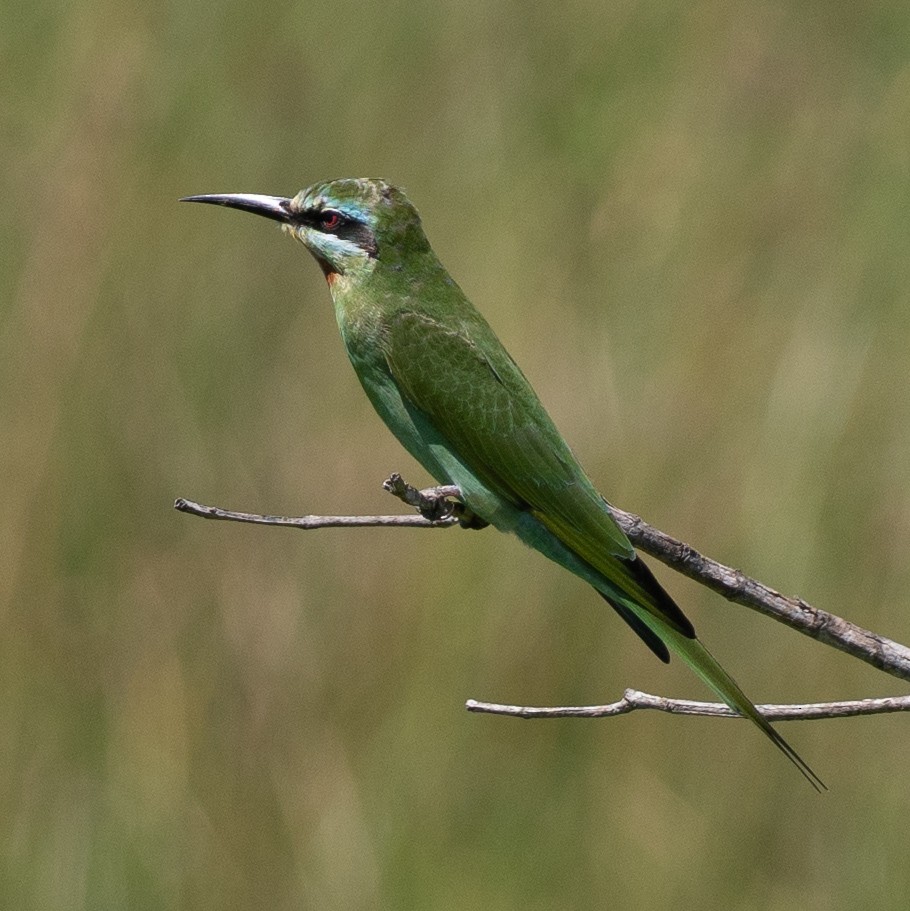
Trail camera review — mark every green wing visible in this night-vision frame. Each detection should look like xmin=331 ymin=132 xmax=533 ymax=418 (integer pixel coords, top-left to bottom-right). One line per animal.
xmin=381 ymin=310 xmax=694 ymax=635
xmin=382 ymin=310 xmax=632 ymax=550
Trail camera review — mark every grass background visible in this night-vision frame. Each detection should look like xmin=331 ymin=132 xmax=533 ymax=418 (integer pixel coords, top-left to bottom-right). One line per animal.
xmin=4 ymin=1 xmax=910 ymax=907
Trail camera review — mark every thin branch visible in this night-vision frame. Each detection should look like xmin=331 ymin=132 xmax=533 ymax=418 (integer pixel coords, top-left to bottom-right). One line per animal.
xmin=174 ymin=474 xmax=910 ymax=685
xmin=173 ymin=496 xmax=457 ymax=529
xmin=466 ymin=690 xmax=910 ymax=720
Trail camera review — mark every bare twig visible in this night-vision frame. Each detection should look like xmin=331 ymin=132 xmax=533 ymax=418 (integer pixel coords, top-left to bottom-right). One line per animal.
xmin=173 ymin=495 xmax=457 ymax=529
xmin=174 ymin=474 xmax=910 ymax=690
xmin=466 ymin=690 xmax=910 ymax=720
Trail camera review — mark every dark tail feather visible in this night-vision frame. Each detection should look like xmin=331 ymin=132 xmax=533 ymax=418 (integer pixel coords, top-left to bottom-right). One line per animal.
xmin=599 ymin=591 xmax=671 ymax=663
xmin=623 ymin=554 xmax=696 ymax=638
xmin=598 ymin=553 xmax=695 ymax=663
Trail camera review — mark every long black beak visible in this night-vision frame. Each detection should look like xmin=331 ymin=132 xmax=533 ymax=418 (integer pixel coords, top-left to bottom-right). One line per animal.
xmin=180 ymin=193 xmax=293 ymax=223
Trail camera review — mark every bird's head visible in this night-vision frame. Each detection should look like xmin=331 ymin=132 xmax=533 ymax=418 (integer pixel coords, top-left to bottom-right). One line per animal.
xmin=182 ymin=178 xmax=430 ymax=282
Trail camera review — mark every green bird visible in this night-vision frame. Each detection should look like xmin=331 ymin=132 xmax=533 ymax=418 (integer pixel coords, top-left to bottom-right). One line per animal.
xmin=183 ymin=178 xmax=824 ymax=790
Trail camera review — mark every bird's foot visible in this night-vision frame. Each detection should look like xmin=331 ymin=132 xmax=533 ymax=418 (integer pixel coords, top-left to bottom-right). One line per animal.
xmin=382 ymin=472 xmax=487 ymax=527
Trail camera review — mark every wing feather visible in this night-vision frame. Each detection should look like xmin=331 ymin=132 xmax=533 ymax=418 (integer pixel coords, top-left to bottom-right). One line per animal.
xmin=382 ymin=311 xmax=633 ymax=549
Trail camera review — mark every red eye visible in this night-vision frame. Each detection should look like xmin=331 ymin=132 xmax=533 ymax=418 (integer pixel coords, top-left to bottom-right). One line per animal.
xmin=320 ymin=210 xmax=343 ymax=231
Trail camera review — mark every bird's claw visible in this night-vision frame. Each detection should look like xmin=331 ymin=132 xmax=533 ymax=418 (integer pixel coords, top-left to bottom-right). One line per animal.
xmin=383 ymin=472 xmax=486 ymax=527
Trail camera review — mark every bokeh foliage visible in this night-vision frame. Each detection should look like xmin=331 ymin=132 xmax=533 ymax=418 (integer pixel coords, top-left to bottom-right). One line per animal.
xmin=4 ymin=1 xmax=910 ymax=908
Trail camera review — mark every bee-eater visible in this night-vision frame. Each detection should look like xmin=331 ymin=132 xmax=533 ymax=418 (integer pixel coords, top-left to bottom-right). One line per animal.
xmin=183 ymin=178 xmax=824 ymax=790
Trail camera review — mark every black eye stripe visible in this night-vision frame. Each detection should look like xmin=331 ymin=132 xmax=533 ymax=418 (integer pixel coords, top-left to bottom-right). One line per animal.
xmin=294 ymin=208 xmax=349 ymax=229
xmin=294 ymin=208 xmax=379 ymax=258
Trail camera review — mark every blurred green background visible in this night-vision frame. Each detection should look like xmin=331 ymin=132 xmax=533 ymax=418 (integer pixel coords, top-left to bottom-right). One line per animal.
xmin=4 ymin=1 xmax=910 ymax=908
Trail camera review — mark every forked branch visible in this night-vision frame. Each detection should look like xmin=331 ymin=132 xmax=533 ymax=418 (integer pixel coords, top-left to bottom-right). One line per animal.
xmin=175 ymin=473 xmax=910 ymax=719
